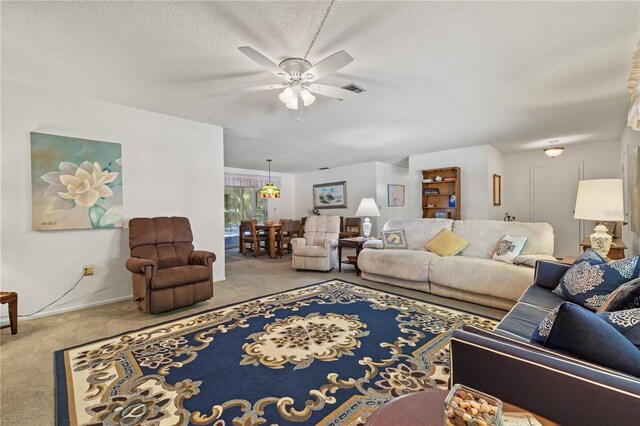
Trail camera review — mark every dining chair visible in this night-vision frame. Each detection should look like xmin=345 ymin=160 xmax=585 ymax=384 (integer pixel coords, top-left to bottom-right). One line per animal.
xmin=279 ymin=219 xmax=302 ymax=255
xmin=240 ymin=220 xmax=268 ymax=256
xmin=340 ymin=217 xmax=362 ymax=238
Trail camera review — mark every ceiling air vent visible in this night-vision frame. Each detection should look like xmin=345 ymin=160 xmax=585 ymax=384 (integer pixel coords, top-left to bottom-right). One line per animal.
xmin=319 ymin=167 xmax=330 ymax=170
xmin=342 ymin=83 xmax=365 ymax=93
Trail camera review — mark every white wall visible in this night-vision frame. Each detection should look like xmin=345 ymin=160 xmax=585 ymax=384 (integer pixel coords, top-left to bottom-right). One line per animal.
xmin=294 ymin=162 xmax=380 ymax=233
xmin=503 ymin=140 xmax=621 ymax=225
xmin=224 ymin=166 xmax=296 ymax=222
xmin=1 ymin=81 xmax=225 ymax=321
xmin=408 ymin=145 xmax=493 ymax=219
xmin=375 ymin=162 xmax=410 ymax=228
xmin=620 ymin=126 xmax=640 ymax=256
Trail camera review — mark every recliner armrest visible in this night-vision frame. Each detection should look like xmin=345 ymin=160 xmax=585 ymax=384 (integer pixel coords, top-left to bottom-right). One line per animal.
xmin=126 ymin=257 xmax=156 ymax=275
xmin=533 ymin=260 xmax=570 ymax=289
xmin=291 ymin=238 xmax=306 ymax=250
xmin=190 ymin=250 xmax=216 ymax=267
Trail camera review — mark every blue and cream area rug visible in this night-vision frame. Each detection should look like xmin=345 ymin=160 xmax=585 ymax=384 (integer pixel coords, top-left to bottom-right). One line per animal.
xmin=55 ymin=280 xmax=497 ymax=425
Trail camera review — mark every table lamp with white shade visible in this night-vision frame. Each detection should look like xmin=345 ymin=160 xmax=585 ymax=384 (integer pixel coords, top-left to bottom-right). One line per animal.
xmin=355 ymin=198 xmax=381 ymax=239
xmin=574 ymin=179 xmax=624 ymax=258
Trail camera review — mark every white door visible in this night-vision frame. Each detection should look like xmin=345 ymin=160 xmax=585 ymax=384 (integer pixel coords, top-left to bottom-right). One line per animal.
xmin=531 ymin=163 xmax=583 ymax=258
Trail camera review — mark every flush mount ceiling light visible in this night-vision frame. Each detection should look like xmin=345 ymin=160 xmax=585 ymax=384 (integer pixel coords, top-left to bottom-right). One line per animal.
xmin=259 ymin=159 xmax=280 ymax=198
xmin=544 ymin=140 xmax=565 ymax=157
xmin=230 ymin=0 xmax=362 ymax=110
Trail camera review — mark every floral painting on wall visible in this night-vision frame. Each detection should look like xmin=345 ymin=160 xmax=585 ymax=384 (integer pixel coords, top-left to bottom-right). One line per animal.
xmin=31 ymin=132 xmax=123 ymax=231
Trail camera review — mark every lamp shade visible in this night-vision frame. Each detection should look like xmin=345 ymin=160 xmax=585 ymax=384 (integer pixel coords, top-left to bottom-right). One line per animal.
xmin=574 ymin=179 xmax=624 ymax=221
xmin=355 ymin=198 xmax=381 ymax=217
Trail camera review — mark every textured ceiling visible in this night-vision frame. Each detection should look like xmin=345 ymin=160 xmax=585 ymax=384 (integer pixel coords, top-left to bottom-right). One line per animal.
xmin=2 ymin=1 xmax=638 ymax=173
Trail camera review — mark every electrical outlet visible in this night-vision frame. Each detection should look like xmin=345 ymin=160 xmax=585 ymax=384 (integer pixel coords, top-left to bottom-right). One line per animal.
xmin=83 ymin=265 xmax=94 ymax=276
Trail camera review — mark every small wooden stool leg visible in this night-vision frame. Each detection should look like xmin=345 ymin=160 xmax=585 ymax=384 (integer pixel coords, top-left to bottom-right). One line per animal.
xmin=9 ymin=298 xmax=17 ymax=334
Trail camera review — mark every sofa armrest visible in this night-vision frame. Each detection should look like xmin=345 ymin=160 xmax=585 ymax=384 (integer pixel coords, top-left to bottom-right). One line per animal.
xmin=324 ymin=237 xmax=338 ymax=249
xmin=533 ymin=260 xmax=570 ymax=290
xmin=190 ymin=250 xmax=216 ymax=267
xmin=450 ymin=326 xmax=640 ymax=426
xmin=513 ymin=254 xmax=557 ymax=268
xmin=126 ymin=258 xmax=156 ymax=275
xmin=291 ymin=238 xmax=306 ymax=250
xmin=363 ymin=239 xmax=383 ymax=249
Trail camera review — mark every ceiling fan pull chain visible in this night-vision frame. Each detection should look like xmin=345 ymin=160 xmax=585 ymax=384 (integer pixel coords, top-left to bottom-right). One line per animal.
xmin=302 ymin=0 xmax=337 ymax=64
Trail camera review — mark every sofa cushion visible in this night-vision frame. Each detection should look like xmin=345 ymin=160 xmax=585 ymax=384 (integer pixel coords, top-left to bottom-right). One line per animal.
xmin=530 ymin=302 xmax=640 ymax=376
xmin=381 ymin=229 xmax=408 ymax=249
xmin=429 ymin=256 xmax=535 ymax=302
xmin=383 ymin=218 xmax=453 ymax=250
xmin=358 ymin=249 xmax=437 ymax=282
xmin=452 ymin=220 xmax=554 ymax=259
xmin=553 ymin=254 xmax=640 ymax=311
xmin=519 ymin=285 xmax=567 ymax=311
xmin=424 ymin=228 xmax=468 ymax=256
xmin=496 ymin=302 xmax=551 ymax=340
xmin=597 ymin=308 xmax=640 ymax=348
xmin=597 ymin=278 xmax=640 ymax=312
xmin=293 ymin=246 xmax=328 ymax=258
xmin=492 ymin=235 xmax=528 ymax=264
xmin=151 ymin=265 xmax=210 ymax=289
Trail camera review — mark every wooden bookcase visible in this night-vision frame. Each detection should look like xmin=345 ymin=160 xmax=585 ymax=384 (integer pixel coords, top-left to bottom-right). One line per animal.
xmin=421 ymin=167 xmax=461 ymax=219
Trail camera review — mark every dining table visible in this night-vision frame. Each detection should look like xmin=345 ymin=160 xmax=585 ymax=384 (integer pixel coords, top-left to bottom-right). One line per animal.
xmin=254 ymin=223 xmax=281 ymax=259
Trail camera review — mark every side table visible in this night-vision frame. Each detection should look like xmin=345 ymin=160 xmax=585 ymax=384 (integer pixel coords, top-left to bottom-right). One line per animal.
xmin=338 ymin=238 xmax=368 ymax=275
xmin=364 ymin=389 xmax=557 ymax=426
xmin=0 ymin=291 xmax=18 ymax=334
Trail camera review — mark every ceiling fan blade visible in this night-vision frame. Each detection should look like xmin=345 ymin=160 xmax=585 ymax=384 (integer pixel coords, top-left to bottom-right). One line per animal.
xmin=238 ymin=46 xmax=288 ymax=80
xmin=303 ymin=51 xmax=353 ymax=81
xmin=307 ymin=84 xmax=358 ymax=100
xmin=229 ymin=83 xmax=287 ymax=93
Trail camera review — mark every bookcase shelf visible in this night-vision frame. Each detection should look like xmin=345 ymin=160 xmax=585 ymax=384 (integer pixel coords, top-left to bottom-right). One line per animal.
xmin=421 ymin=167 xmax=461 ymax=219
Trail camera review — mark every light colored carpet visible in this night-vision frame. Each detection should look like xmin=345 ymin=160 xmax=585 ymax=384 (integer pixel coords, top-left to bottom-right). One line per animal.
xmin=0 ymin=249 xmax=505 ymax=425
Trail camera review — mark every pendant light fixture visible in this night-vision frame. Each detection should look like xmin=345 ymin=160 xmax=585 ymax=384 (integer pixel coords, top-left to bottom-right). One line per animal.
xmin=259 ymin=159 xmax=281 ymax=198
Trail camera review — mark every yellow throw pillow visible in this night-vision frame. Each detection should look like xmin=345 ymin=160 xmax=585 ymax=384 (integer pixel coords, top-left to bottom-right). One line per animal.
xmin=424 ymin=228 xmax=469 ymax=256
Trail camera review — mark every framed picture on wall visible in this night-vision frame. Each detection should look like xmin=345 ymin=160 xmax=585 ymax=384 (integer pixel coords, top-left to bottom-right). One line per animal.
xmin=313 ymin=181 xmax=347 ymax=208
xmin=387 ymin=184 xmax=405 ymax=206
xmin=493 ymin=174 xmax=502 ymax=206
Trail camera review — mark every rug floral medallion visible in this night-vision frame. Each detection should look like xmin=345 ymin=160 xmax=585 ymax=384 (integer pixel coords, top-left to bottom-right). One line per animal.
xmin=55 ymin=280 xmax=497 ymax=426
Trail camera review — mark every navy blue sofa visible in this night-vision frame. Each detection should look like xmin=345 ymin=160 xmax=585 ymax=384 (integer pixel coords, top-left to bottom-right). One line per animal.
xmin=450 ymin=260 xmax=640 ymax=425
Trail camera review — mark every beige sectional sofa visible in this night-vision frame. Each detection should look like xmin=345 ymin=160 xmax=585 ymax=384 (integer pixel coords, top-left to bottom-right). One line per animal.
xmin=358 ymin=219 xmax=555 ymax=310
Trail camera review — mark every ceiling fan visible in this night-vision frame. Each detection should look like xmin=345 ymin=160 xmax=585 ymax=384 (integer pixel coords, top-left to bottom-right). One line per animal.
xmin=231 ymin=46 xmax=359 ymax=110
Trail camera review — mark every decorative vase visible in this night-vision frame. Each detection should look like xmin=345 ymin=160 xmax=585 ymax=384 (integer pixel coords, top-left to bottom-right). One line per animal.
xmin=449 ymin=195 xmax=456 ymax=207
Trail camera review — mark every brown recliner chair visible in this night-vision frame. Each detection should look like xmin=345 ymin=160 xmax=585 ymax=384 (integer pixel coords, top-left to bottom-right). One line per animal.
xmin=126 ymin=217 xmax=216 ymax=313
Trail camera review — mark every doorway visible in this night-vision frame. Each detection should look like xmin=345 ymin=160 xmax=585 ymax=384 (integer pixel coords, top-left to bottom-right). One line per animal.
xmin=531 ymin=163 xmax=583 ymax=258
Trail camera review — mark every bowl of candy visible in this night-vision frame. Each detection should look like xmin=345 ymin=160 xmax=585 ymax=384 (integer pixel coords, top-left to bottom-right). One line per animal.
xmin=444 ymin=384 xmax=503 ymax=426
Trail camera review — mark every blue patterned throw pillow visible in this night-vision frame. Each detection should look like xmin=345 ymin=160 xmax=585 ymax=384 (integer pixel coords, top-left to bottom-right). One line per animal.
xmin=597 ymin=308 xmax=640 ymax=348
xmin=531 ymin=302 xmax=640 ymax=376
xmin=552 ymin=252 xmax=640 ymax=311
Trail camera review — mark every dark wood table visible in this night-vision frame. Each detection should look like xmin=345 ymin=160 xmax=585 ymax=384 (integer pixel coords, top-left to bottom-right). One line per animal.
xmin=338 ymin=238 xmax=368 ymax=275
xmin=255 ymin=223 xmax=281 ymax=259
xmin=0 ymin=292 xmax=18 ymax=334
xmin=580 ymin=237 xmax=626 ymax=260
xmin=364 ymin=389 xmax=557 ymax=426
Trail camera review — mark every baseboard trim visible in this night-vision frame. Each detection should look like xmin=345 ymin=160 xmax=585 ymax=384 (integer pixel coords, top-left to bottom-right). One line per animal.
xmin=0 ymin=294 xmax=133 ymax=327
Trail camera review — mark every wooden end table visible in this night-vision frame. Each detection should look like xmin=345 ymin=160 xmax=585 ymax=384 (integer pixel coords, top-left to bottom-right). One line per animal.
xmin=0 ymin=292 xmax=18 ymax=334
xmin=338 ymin=238 xmax=368 ymax=275
xmin=364 ymin=389 xmax=557 ymax=426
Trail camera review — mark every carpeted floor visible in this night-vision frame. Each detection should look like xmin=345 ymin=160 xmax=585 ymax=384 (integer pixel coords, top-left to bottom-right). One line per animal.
xmin=0 ymin=248 xmax=506 ymax=425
